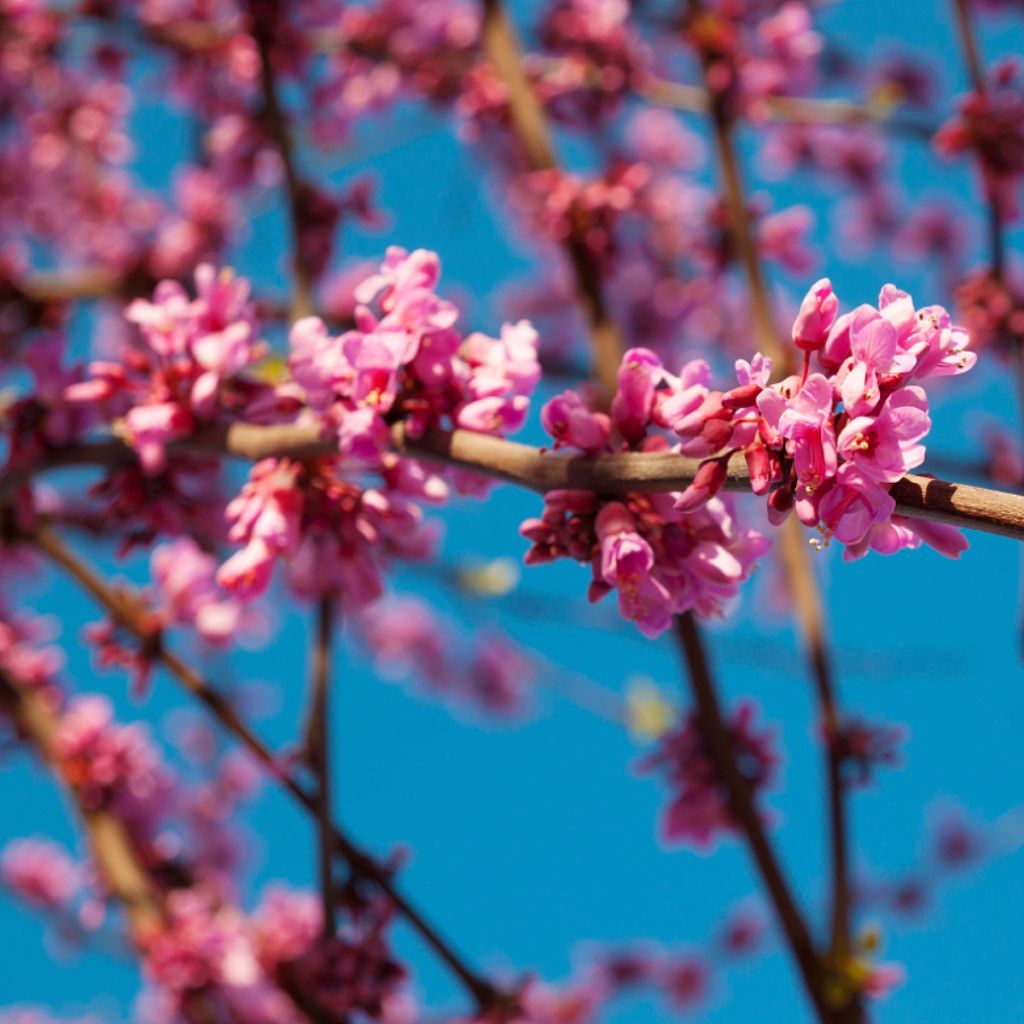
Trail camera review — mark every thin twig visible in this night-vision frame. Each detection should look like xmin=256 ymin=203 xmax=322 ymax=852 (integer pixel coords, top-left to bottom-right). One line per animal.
xmin=309 ymin=596 xmax=338 ymax=938
xmin=779 ymin=519 xmax=850 ymax=958
xmin=672 ymin=613 xmax=831 ymax=1019
xmin=636 ymin=75 xmax=938 ymax=140
xmin=478 ymin=0 xmax=624 ymax=402
xmin=29 ymin=524 xmax=508 ymax=1015
xmin=249 ymin=4 xmax=315 ymax=320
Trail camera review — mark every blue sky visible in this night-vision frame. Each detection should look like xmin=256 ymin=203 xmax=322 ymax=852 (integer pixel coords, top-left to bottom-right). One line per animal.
xmin=2 ymin=3 xmax=1023 ymax=1023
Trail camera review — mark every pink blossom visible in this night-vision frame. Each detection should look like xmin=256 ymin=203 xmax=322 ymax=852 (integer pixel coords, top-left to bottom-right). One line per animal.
xmin=467 ymin=634 xmax=533 ymax=717
xmin=774 ymin=373 xmax=838 ymax=499
xmin=151 ymin=539 xmax=246 ymax=645
xmin=837 ymin=386 xmax=930 ymax=482
xmin=640 ymin=702 xmax=778 ymax=849
xmin=595 ymin=502 xmax=674 ymax=638
xmin=792 ymin=278 xmax=838 ymax=351
xmin=817 ymin=464 xmax=896 ymax=547
xmin=356 ymin=598 xmax=449 ymax=687
xmin=1 ymin=838 xmax=80 ymax=910
xmin=542 ymin=391 xmax=612 ymax=452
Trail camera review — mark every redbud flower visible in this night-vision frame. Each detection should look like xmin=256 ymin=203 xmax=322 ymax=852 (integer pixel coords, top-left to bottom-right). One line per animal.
xmin=541 ymin=391 xmax=611 ymax=453
xmin=1 ymin=838 xmax=80 ymax=910
xmin=792 ymin=277 xmax=838 ymax=351
xmin=639 ymin=702 xmax=778 ymax=850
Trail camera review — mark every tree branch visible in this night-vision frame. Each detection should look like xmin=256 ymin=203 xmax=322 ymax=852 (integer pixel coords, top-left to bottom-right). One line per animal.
xmin=9 ymin=422 xmax=1024 ymax=541
xmin=309 ymin=596 xmax=337 ymax=938
xmin=249 ymin=3 xmax=315 ymax=320
xmin=636 ymin=75 xmax=938 ymax=140
xmin=672 ymin=613 xmax=832 ymax=1020
xmin=28 ymin=524 xmax=509 ymax=1015
xmin=478 ymin=0 xmax=624 ymax=402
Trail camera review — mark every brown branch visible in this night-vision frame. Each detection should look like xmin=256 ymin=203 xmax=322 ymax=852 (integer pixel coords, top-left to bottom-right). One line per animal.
xmin=10 ymin=423 xmax=1024 ymax=541
xmin=951 ymin=0 xmax=986 ymax=94
xmin=779 ymin=519 xmax=850 ymax=958
xmin=309 ymin=596 xmax=337 ymax=938
xmin=950 ymin=0 xmax=1005 ymax=278
xmin=672 ymin=614 xmax=836 ymax=1021
xmin=248 ymin=4 xmax=315 ymax=320
xmin=478 ymin=0 xmax=624 ymax=402
xmin=28 ymin=524 xmax=508 ymax=1015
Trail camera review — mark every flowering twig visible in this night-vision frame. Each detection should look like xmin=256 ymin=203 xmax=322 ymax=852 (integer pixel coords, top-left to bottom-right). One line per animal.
xmin=950 ymin=0 xmax=1005 ymax=277
xmin=686 ymin=0 xmax=856 ymax=962
xmin=950 ymin=0 xmax=1023 ymax=654
xmin=10 ymin=422 xmax=1024 ymax=540
xmin=672 ymin=614 xmax=850 ymax=1023
xmin=29 ymin=524 xmax=510 ymax=1015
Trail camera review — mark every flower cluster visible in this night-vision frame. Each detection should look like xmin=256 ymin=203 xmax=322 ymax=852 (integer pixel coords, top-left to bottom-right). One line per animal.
xmin=510 ymin=162 xmax=653 ymax=263
xmin=935 ymin=59 xmax=1024 ymax=222
xmin=520 ymin=278 xmax=974 ymax=635
xmin=685 ymin=1 xmax=823 ymax=119
xmin=291 ymin=246 xmax=540 ymax=461
xmin=0 ymin=839 xmax=81 ymax=913
xmin=733 ymin=279 xmax=975 ymax=558
xmin=66 ymin=265 xmax=265 ymax=473
xmin=150 ymin=538 xmax=254 ymax=646
xmin=53 ymin=696 xmax=175 ymax=857
xmin=639 ymin=701 xmax=778 ymax=850
xmin=217 ymin=456 xmax=441 ymax=606
xmin=215 ymin=248 xmax=539 ymax=605
xmin=522 ymin=351 xmax=770 ymax=637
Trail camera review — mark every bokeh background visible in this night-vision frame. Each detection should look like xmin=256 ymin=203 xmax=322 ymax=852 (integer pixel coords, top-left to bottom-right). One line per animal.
xmin=2 ymin=3 xmax=1023 ymax=1023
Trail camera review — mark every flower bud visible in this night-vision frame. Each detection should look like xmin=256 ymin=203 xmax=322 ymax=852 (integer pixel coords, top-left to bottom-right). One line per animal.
xmin=792 ymin=278 xmax=839 ymax=352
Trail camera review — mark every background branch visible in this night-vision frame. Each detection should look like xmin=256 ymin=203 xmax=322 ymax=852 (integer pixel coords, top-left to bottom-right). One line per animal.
xmin=29 ymin=524 xmax=509 ymax=1016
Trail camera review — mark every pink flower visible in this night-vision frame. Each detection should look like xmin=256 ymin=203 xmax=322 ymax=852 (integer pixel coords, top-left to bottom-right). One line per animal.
xmin=356 ymin=598 xmax=449 ymax=687
xmin=467 ymin=634 xmax=533 ymax=718
xmin=838 ymin=309 xmax=899 ymax=417
xmin=124 ymin=402 xmax=193 ymax=474
xmin=151 ymin=539 xmax=246 ymax=645
xmin=640 ymin=701 xmax=778 ymax=849
xmin=817 ymin=464 xmax=896 ymax=547
xmin=217 ymin=539 xmax=277 ymax=600
xmin=775 ymin=373 xmax=838 ymax=498
xmin=595 ymin=502 xmax=673 ymax=637
xmin=1 ymin=838 xmax=80 ymax=909
xmin=660 ymin=954 xmax=711 ymax=1011
xmin=541 ymin=391 xmax=611 ymax=452
xmin=611 ymin=348 xmax=663 ymax=443
xmin=837 ymin=386 xmax=930 ymax=482
xmin=792 ymin=277 xmax=838 ymax=351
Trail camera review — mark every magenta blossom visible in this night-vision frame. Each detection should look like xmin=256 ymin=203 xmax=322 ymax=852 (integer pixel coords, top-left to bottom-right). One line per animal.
xmin=542 ymin=391 xmax=612 ymax=453
xmin=837 ymin=386 xmax=930 ymax=483
xmin=595 ymin=502 xmax=674 ymax=638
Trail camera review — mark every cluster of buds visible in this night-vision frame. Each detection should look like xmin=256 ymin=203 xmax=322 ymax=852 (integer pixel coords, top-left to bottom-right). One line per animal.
xmin=522 ymin=353 xmax=770 ymax=637
xmin=66 ymin=265 xmax=267 ymax=474
xmin=290 ymin=246 xmax=540 ymax=462
xmin=521 ymin=278 xmax=975 ymax=636
xmin=729 ymin=278 xmax=975 ymax=558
